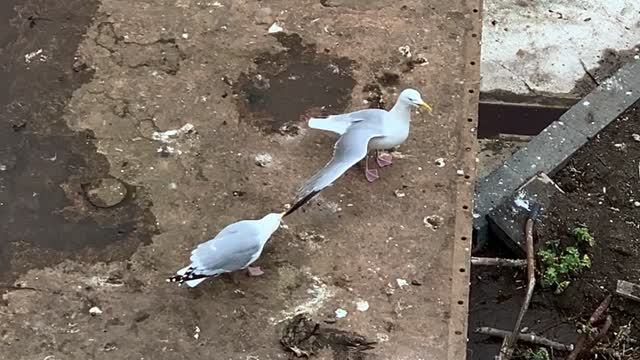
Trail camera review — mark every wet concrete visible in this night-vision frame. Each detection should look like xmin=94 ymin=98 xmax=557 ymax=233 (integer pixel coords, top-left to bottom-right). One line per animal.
xmin=235 ymin=33 xmax=356 ymax=135
xmin=0 ymin=0 xmax=155 ymax=284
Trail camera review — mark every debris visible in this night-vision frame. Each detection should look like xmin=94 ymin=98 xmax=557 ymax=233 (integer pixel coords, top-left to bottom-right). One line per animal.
xmin=157 ymin=145 xmax=182 ymax=156
xmin=616 ymin=280 xmax=640 ymax=302
xmin=355 ymin=300 xmax=369 ymax=312
xmin=152 ymin=123 xmax=195 ymax=143
xmin=268 ymin=22 xmax=283 ymax=33
xmin=89 ymin=306 xmax=103 ymax=316
xmin=475 ymin=327 xmax=573 ymax=352
xmin=423 ymin=215 xmax=443 ymax=230
xmin=471 ymin=257 xmax=527 ymax=267
xmin=334 ymin=308 xmax=348 ymax=318
xmin=434 ymin=157 xmax=446 ymax=167
xmin=24 ymin=49 xmax=47 ymax=63
xmin=297 ymin=231 xmax=325 ymax=242
xmin=194 ymin=326 xmax=201 ymax=340
xmin=398 ymin=45 xmax=411 ymax=58
xmin=395 ymin=278 xmax=409 ymax=288
xmin=280 ymin=314 xmax=376 ymax=358
xmin=614 ymin=143 xmax=627 ymax=151
xmin=133 ymin=311 xmax=150 ymax=323
xmin=568 ymin=295 xmax=613 ymax=360
xmin=393 ymin=189 xmax=406 ymax=198
xmin=498 ymin=204 xmax=539 ymax=359
xmin=254 ymin=153 xmax=273 ymax=167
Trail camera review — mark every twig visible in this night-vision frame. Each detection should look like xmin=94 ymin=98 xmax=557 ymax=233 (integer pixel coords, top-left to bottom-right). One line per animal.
xmin=567 ymin=295 xmax=614 ymax=360
xmin=475 ymin=327 xmax=574 ymax=352
xmin=579 ymin=58 xmax=600 ymax=86
xmin=589 ymin=295 xmax=612 ymax=324
xmin=498 ymin=204 xmax=539 ymax=360
xmin=471 ymin=257 xmax=527 ymax=267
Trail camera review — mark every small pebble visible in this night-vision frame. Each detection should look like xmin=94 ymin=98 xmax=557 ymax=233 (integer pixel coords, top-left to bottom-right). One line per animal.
xmin=411 ymin=279 xmax=422 ymax=286
xmin=632 ymin=133 xmax=640 ymax=142
xmin=89 ymin=306 xmax=103 ymax=316
xmin=356 ymin=300 xmax=370 ymax=312
xmin=396 ymin=278 xmax=409 ymax=288
xmin=335 ymin=308 xmax=348 ymax=318
xmin=435 ymin=158 xmax=445 ymax=167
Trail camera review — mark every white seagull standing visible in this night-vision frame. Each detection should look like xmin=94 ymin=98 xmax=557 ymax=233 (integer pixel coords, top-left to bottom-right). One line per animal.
xmin=167 ymin=212 xmax=285 ymax=287
xmin=286 ymin=88 xmax=432 ymax=215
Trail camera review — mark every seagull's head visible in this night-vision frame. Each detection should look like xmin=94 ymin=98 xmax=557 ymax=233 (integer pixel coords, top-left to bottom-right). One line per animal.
xmin=398 ymin=88 xmax=432 ymax=112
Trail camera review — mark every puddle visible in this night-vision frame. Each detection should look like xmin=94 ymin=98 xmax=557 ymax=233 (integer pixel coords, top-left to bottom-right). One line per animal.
xmin=235 ymin=33 xmax=356 ymax=135
xmin=478 ymin=101 xmax=571 ymax=138
xmin=0 ymin=0 xmax=155 ymax=284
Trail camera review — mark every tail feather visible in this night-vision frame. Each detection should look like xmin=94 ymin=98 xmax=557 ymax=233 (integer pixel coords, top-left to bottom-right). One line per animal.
xmin=167 ymin=266 xmax=213 ymax=287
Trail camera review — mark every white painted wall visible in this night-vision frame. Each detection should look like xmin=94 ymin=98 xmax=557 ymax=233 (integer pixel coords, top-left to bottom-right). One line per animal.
xmin=481 ymin=0 xmax=640 ymax=94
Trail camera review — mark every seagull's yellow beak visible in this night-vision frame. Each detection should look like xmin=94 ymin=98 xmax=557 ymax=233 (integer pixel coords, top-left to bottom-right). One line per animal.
xmin=419 ymin=101 xmax=433 ymax=112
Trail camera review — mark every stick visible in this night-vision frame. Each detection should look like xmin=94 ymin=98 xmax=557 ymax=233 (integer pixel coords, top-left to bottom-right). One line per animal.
xmin=567 ymin=295 xmax=614 ymax=360
xmin=498 ymin=204 xmax=539 ymax=360
xmin=471 ymin=257 xmax=527 ymax=267
xmin=589 ymin=295 xmax=612 ymax=325
xmin=475 ymin=327 xmax=574 ymax=352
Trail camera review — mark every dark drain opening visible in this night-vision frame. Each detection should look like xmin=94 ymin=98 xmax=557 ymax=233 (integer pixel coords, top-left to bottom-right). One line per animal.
xmin=477 ymin=101 xmax=572 ymax=139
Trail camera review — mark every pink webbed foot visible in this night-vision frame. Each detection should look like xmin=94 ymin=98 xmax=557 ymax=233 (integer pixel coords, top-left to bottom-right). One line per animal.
xmin=365 ymin=168 xmax=380 ymax=183
xmin=376 ymin=152 xmax=393 ymax=168
xmin=247 ymin=266 xmax=265 ymax=277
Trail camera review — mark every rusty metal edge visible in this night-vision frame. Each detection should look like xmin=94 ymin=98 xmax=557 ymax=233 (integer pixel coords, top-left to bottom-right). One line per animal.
xmin=446 ymin=0 xmax=483 ymax=359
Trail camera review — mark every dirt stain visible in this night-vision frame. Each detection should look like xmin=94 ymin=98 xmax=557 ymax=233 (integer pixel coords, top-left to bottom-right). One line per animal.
xmin=235 ymin=33 xmax=356 ymax=135
xmin=0 ymin=0 xmax=156 ymax=285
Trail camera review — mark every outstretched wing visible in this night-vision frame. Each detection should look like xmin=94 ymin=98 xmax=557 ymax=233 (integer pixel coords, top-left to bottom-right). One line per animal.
xmin=308 ymin=109 xmax=385 ymax=135
xmin=296 ymin=123 xmax=383 ymax=201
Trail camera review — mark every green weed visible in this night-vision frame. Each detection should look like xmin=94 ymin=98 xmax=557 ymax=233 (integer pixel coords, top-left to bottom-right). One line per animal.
xmin=573 ymin=226 xmax=595 ymax=247
xmin=538 ymin=241 xmax=591 ymax=294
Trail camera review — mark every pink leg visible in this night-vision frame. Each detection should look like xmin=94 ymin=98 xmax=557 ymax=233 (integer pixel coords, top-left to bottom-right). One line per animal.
xmin=376 ymin=151 xmax=393 ymax=168
xmin=364 ymin=155 xmax=379 ymax=182
xmin=247 ymin=266 xmax=265 ymax=277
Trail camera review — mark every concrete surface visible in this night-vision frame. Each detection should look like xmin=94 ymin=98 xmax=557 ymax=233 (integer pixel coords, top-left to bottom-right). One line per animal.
xmin=474 ymin=59 xmax=640 ymax=241
xmin=487 ymin=173 xmax=563 ymax=257
xmin=0 ymin=0 xmax=480 ymax=359
xmin=481 ymin=0 xmax=640 ymax=95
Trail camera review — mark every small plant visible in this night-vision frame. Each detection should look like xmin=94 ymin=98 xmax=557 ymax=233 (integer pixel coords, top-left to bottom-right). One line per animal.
xmin=522 ymin=347 xmax=550 ymax=360
xmin=538 ymin=241 xmax=591 ymax=293
xmin=573 ymin=226 xmax=595 ymax=247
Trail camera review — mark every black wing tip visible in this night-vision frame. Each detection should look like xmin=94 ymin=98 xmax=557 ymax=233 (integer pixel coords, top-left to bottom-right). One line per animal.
xmin=166 ymin=268 xmax=211 ymax=286
xmin=284 ymin=190 xmax=320 ymax=217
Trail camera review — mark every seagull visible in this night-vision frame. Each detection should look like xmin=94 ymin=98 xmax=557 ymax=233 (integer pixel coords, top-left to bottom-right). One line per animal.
xmin=167 ymin=212 xmax=285 ymax=287
xmin=286 ymin=88 xmax=431 ymax=215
